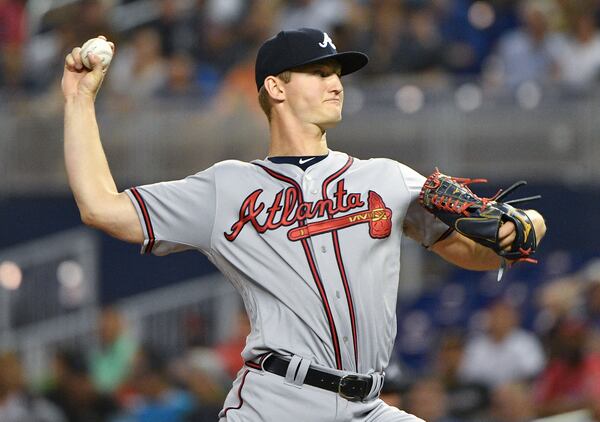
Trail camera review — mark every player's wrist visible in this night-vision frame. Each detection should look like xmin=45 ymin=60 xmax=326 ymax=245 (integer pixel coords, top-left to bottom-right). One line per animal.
xmin=64 ymin=92 xmax=96 ymax=105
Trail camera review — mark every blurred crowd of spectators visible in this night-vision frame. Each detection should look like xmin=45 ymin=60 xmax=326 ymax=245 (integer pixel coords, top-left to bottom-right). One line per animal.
xmin=4 ymin=0 xmax=600 ymax=107
xmin=2 ymin=258 xmax=600 ymax=421
xmin=381 ymin=258 xmax=600 ymax=422
xmin=0 ymin=306 xmax=249 ymax=421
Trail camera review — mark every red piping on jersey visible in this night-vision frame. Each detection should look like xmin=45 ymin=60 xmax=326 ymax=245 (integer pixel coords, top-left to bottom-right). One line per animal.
xmin=322 ymin=157 xmax=359 ymax=371
xmin=245 ymin=360 xmax=261 ymax=370
xmin=253 ymin=163 xmax=343 ymax=370
xmin=222 ymin=369 xmax=250 ymax=416
xmin=130 ymin=187 xmax=155 ymax=254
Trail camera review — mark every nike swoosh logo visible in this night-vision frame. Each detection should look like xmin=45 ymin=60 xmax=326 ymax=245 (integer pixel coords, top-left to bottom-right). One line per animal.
xmin=299 ymin=157 xmax=315 ymax=164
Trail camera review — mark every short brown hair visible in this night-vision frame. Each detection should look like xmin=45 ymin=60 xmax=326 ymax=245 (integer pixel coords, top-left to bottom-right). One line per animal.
xmin=258 ymin=70 xmax=292 ymax=121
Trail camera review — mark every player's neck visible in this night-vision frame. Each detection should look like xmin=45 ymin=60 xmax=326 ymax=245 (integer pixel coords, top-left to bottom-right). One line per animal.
xmin=268 ymin=117 xmax=329 ymax=156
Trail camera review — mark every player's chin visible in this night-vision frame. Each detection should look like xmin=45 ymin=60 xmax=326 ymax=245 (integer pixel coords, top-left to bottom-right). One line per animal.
xmin=318 ymin=113 xmax=342 ymax=129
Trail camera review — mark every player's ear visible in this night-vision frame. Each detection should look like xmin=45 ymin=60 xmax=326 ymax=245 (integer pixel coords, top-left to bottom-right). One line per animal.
xmin=264 ymin=75 xmax=285 ymax=102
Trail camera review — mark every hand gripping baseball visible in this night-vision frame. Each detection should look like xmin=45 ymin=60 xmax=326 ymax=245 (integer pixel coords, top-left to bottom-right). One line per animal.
xmin=419 ymin=169 xmax=541 ymax=264
xmin=62 ymin=35 xmax=115 ymax=101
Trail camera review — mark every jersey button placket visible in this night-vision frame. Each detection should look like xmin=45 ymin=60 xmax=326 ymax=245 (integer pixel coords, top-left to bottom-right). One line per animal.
xmin=303 ymin=171 xmax=346 ymax=368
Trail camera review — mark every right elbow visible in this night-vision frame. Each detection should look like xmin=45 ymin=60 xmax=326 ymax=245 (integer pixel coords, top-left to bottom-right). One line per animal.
xmin=80 ymin=209 xmax=102 ymax=229
xmin=76 ymin=193 xmax=142 ymax=244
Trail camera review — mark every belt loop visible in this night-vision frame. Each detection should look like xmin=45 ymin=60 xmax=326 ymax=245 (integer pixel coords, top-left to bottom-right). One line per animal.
xmin=365 ymin=372 xmax=385 ymax=401
xmin=284 ymin=355 xmax=311 ymax=387
xmin=259 ymin=352 xmax=273 ymax=371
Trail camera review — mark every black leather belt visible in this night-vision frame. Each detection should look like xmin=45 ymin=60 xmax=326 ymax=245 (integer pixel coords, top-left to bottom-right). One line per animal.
xmin=262 ymin=355 xmax=373 ymax=402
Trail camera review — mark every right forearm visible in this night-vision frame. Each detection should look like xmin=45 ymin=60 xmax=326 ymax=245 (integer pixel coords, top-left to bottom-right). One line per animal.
xmin=61 ymin=38 xmax=143 ymax=243
xmin=64 ymin=95 xmax=119 ymax=222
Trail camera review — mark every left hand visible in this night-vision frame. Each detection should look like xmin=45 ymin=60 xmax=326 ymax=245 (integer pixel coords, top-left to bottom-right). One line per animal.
xmin=498 ymin=209 xmax=546 ymax=251
xmin=498 ymin=221 xmax=517 ymax=250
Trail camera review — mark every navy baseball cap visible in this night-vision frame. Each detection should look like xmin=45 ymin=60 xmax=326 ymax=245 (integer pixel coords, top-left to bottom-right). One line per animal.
xmin=255 ymin=28 xmax=369 ymax=91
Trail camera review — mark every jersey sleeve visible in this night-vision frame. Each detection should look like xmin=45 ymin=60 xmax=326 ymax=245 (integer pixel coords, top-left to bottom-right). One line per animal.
xmin=398 ymin=163 xmax=450 ymax=248
xmin=125 ymin=166 xmax=216 ymax=256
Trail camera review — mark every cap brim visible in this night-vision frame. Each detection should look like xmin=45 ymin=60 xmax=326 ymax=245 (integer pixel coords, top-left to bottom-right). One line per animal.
xmin=294 ymin=51 xmax=369 ymax=76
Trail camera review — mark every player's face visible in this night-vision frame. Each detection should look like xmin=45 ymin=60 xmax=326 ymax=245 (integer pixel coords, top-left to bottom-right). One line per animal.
xmin=284 ymin=60 xmax=344 ymax=130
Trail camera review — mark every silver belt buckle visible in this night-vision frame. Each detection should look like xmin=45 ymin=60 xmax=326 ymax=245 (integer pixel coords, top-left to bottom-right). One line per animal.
xmin=338 ymin=374 xmax=369 ymax=402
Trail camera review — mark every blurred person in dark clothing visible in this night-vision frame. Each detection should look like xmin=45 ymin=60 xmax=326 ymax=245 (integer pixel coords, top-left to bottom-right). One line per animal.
xmin=391 ymin=1 xmax=445 ymax=74
xmin=361 ymin=1 xmax=404 ymax=75
xmin=436 ymin=0 xmax=520 ymax=75
xmin=534 ymin=318 xmax=600 ymax=418
xmin=379 ymin=358 xmax=411 ymax=410
xmin=362 ymin=1 xmax=445 ymax=77
xmin=71 ymin=0 xmax=115 ymax=48
xmin=44 ymin=348 xmax=118 ymax=422
xmin=212 ymin=1 xmax=277 ymax=115
xmin=0 ymin=351 xmax=66 ymax=422
xmin=149 ymin=0 xmax=197 ymax=57
xmin=191 ymin=0 xmax=269 ymax=76
xmin=170 ymin=309 xmax=252 ymax=420
xmin=584 ymin=279 xmax=600 ymax=328
xmin=434 ymin=331 xmax=489 ymax=421
xmin=157 ymin=53 xmax=205 ymax=102
xmin=584 ymin=280 xmax=600 ymax=354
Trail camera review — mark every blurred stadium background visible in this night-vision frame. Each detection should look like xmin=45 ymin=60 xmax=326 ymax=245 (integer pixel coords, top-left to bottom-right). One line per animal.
xmin=2 ymin=0 xmax=600 ymax=420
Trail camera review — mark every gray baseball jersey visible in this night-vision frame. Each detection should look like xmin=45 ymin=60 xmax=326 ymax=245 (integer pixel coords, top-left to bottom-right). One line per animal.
xmin=126 ymin=150 xmax=447 ymax=376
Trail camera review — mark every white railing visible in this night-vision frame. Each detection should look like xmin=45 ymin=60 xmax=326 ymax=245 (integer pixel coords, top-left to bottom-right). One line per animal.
xmin=2 ymin=271 xmax=237 ymax=382
xmin=0 ymin=228 xmax=99 ymax=336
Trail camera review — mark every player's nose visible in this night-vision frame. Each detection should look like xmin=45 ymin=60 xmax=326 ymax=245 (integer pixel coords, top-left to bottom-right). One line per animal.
xmin=328 ymin=74 xmax=343 ymax=95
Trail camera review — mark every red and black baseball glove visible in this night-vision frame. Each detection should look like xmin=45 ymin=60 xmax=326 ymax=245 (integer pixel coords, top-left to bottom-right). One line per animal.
xmin=419 ymin=169 xmax=540 ymax=263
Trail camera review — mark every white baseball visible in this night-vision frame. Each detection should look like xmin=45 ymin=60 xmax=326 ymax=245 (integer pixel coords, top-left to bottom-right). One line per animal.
xmin=80 ymin=37 xmax=113 ymax=70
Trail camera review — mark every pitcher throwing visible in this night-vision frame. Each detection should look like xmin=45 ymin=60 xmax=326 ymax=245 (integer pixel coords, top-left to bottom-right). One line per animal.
xmin=62 ymin=28 xmax=546 ymax=421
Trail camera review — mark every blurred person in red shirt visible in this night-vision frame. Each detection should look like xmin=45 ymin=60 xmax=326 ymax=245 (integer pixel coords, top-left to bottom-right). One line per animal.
xmin=0 ymin=0 xmax=26 ymax=88
xmin=533 ymin=318 xmax=600 ymax=418
xmin=44 ymin=348 xmax=118 ymax=422
xmin=214 ymin=308 xmax=251 ymax=380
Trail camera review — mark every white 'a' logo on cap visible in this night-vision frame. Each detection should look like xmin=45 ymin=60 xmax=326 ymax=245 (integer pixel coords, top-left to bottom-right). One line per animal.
xmin=318 ymin=33 xmax=336 ymax=50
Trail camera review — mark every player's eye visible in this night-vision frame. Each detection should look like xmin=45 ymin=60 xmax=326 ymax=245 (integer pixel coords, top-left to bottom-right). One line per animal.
xmin=312 ymin=67 xmax=341 ymax=78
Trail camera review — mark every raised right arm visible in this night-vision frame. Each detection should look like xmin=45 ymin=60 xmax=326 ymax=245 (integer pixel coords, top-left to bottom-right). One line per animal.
xmin=62 ymin=37 xmax=143 ymax=243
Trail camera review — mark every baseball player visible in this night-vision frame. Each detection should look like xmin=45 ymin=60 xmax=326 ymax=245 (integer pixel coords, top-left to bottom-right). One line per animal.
xmin=62 ymin=29 xmax=546 ymax=421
